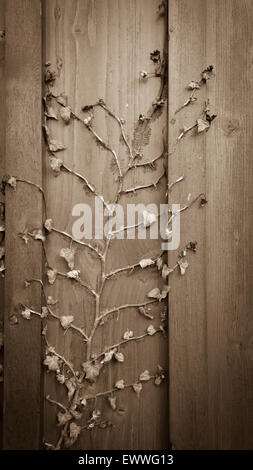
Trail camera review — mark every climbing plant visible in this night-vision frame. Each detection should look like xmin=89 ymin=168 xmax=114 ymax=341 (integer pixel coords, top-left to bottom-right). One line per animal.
xmin=0 ymin=2 xmax=216 ymax=450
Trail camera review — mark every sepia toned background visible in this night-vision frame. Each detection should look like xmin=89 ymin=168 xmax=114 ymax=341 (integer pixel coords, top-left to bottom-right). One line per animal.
xmin=0 ymin=0 xmax=253 ymax=450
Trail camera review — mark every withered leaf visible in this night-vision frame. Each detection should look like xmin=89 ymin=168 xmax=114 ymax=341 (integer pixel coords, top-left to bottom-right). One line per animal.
xmin=49 ymin=156 xmax=63 ymax=174
xmin=197 ymin=118 xmax=210 ymax=133
xmin=45 ymin=106 xmax=58 ymax=120
xmin=60 ymin=247 xmax=75 ymax=270
xmin=44 ymin=354 xmax=60 ymax=371
xmin=60 ymin=315 xmax=74 ymax=329
xmin=142 ymin=210 xmax=157 ymax=227
xmin=114 ymin=351 xmax=125 ymax=363
xmin=65 ymin=377 xmax=76 ymax=401
xmin=60 ymin=106 xmax=71 ymax=124
xmin=57 ymin=411 xmax=72 ymax=426
xmin=115 ymin=379 xmax=125 ymax=389
xmin=44 ymin=218 xmax=53 ymax=232
xmin=108 ymin=396 xmax=117 ymax=411
xmin=147 ymin=325 xmax=156 ymax=336
xmin=139 ymin=258 xmax=154 ymax=268
xmin=66 ymin=269 xmax=80 ymax=280
xmin=123 ymin=329 xmax=134 ymax=340
xmin=82 ymin=361 xmax=102 ymax=383
xmin=178 ymin=258 xmax=189 ymax=275
xmin=132 ymin=382 xmax=142 ymax=397
xmin=48 ymin=139 xmax=66 ymax=152
xmin=47 ymin=268 xmax=57 ymax=285
xmin=69 ymin=422 xmax=81 ymax=440
xmin=21 ymin=308 xmax=32 ymax=320
xmin=102 ymin=348 xmax=117 ymax=364
xmin=139 ymin=370 xmax=151 ymax=382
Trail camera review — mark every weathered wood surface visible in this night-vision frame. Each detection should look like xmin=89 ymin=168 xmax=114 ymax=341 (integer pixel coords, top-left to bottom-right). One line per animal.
xmin=0 ymin=0 xmax=5 ymax=450
xmin=168 ymin=0 xmax=253 ymax=450
xmin=43 ymin=0 xmax=168 ymax=449
xmin=3 ymin=0 xmax=43 ymax=450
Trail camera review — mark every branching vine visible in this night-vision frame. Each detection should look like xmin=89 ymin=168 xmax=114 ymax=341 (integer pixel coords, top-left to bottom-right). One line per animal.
xmin=0 ymin=3 xmax=217 ymax=450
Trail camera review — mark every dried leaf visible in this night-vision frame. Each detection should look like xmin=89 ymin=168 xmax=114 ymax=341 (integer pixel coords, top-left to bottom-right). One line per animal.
xmin=60 ymin=247 xmax=75 ymax=270
xmin=156 ymin=257 xmax=163 ymax=270
xmin=178 ymin=258 xmax=189 ymax=275
xmin=114 ymin=352 xmax=124 ymax=363
xmin=102 ymin=348 xmax=117 ymax=364
xmin=139 ymin=370 xmax=151 ymax=382
xmin=60 ymin=106 xmax=71 ymax=124
xmin=197 ymin=118 xmax=210 ymax=133
xmin=142 ymin=210 xmax=157 ymax=228
xmin=66 ymin=269 xmax=80 ymax=280
xmin=60 ymin=315 xmax=74 ymax=329
xmin=69 ymin=422 xmax=81 ymax=440
xmin=160 ymin=285 xmax=170 ymax=300
xmin=19 ymin=229 xmax=30 ymax=244
xmin=82 ymin=361 xmax=102 ymax=383
xmin=147 ymin=325 xmax=156 ymax=336
xmin=41 ymin=306 xmax=48 ymax=318
xmin=115 ymin=379 xmax=125 ymax=390
xmin=56 ymin=373 xmax=65 ymax=384
xmin=57 ymin=411 xmax=72 ymax=426
xmin=138 ymin=306 xmax=154 ymax=320
xmin=45 ymin=106 xmax=58 ymax=120
xmin=123 ymin=329 xmax=134 ymax=340
xmin=132 ymin=382 xmax=142 ymax=397
xmin=44 ymin=354 xmax=60 ymax=371
xmin=6 ymin=176 xmax=17 ymax=190
xmin=139 ymin=258 xmax=154 ymax=269
xmin=47 ymin=295 xmax=58 ymax=305
xmin=187 ymin=241 xmax=197 ymax=252
xmin=65 ymin=378 xmax=76 ymax=401
xmin=162 ymin=264 xmax=174 ymax=279
xmin=140 ymin=70 xmax=148 ymax=79
xmin=31 ymin=229 xmax=46 ymax=243
xmin=48 ymin=139 xmax=66 ymax=152
xmin=49 ymin=156 xmax=63 ymax=174
xmin=47 ymin=268 xmax=57 ymax=285
xmin=147 ymin=287 xmax=160 ymax=299
xmin=150 ymin=49 xmax=161 ymax=63
xmin=56 ymin=94 xmax=67 ymax=107
xmin=81 ymin=398 xmax=87 ymax=407
xmin=21 ymin=308 xmax=32 ymax=320
xmin=108 ymin=396 xmax=117 ymax=411
xmin=188 ymin=81 xmax=200 ymax=90
xmin=44 ymin=218 xmax=53 ymax=232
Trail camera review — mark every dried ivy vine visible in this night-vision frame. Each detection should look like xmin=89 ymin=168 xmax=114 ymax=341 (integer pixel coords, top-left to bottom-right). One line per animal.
xmin=0 ymin=4 xmax=217 ymax=450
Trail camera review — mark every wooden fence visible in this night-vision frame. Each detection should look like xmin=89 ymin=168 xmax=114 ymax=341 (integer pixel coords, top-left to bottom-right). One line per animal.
xmin=0 ymin=0 xmax=252 ymax=450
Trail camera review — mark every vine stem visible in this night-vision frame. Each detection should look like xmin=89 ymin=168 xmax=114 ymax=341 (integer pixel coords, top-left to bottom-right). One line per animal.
xmin=51 ymin=226 xmax=103 ymax=258
xmin=98 ymin=299 xmax=158 ymax=322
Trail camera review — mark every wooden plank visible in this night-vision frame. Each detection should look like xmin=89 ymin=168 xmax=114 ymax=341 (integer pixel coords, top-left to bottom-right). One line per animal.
xmin=168 ymin=0 xmax=253 ymax=449
xmin=0 ymin=0 xmax=5 ymax=450
xmin=3 ymin=0 xmax=42 ymax=450
xmin=43 ymin=0 xmax=168 ymax=449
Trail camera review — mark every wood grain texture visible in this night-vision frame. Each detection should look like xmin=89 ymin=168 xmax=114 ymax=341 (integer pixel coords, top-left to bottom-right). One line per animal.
xmin=0 ymin=0 xmax=5 ymax=450
xmin=3 ymin=0 xmax=42 ymax=450
xmin=43 ymin=0 xmax=168 ymax=449
xmin=168 ymin=0 xmax=253 ymax=450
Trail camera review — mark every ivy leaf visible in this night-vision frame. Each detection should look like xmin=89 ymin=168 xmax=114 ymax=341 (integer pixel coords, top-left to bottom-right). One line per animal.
xmin=108 ymin=396 xmax=117 ymax=410
xmin=56 ymin=93 xmax=67 ymax=107
xmin=115 ymin=379 xmax=125 ymax=389
xmin=31 ymin=229 xmax=46 ymax=243
xmin=47 ymin=268 xmax=57 ymax=285
xmin=66 ymin=269 xmax=80 ymax=280
xmin=132 ymin=382 xmax=142 ymax=397
xmin=48 ymin=139 xmax=66 ymax=152
xmin=160 ymin=285 xmax=170 ymax=300
xmin=49 ymin=156 xmax=63 ymax=174
xmin=56 ymin=373 xmax=65 ymax=384
xmin=123 ymin=329 xmax=133 ymax=340
xmin=57 ymin=411 xmax=72 ymax=426
xmin=162 ymin=264 xmax=174 ymax=279
xmin=44 ymin=354 xmax=60 ymax=371
xmin=156 ymin=257 xmax=163 ymax=270
xmin=65 ymin=377 xmax=76 ymax=401
xmin=178 ymin=258 xmax=189 ymax=275
xmin=60 ymin=247 xmax=75 ymax=270
xmin=41 ymin=306 xmax=49 ymax=318
xmin=150 ymin=49 xmax=161 ymax=63
xmin=6 ymin=176 xmax=17 ymax=190
xmin=101 ymin=348 xmax=117 ymax=364
xmin=60 ymin=106 xmax=71 ymax=124
xmin=139 ymin=258 xmax=154 ymax=268
xmin=69 ymin=422 xmax=81 ymax=438
xmin=147 ymin=325 xmax=156 ymax=336
xmin=82 ymin=361 xmax=102 ymax=383
xmin=142 ymin=210 xmax=157 ymax=227
xmin=21 ymin=308 xmax=32 ymax=320
xmin=47 ymin=295 xmax=58 ymax=305
xmin=44 ymin=218 xmax=53 ymax=233
xmin=114 ymin=351 xmax=124 ymax=363
xmin=139 ymin=370 xmax=151 ymax=382
xmin=45 ymin=106 xmax=58 ymax=120
xmin=155 ymin=365 xmax=165 ymax=386
xmin=187 ymin=81 xmax=200 ymax=90
xmin=138 ymin=306 xmax=154 ymax=320
xmin=81 ymin=398 xmax=87 ymax=407
xmin=197 ymin=118 xmax=210 ymax=133
xmin=147 ymin=287 xmax=160 ymax=299
xmin=60 ymin=315 xmax=74 ymax=329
